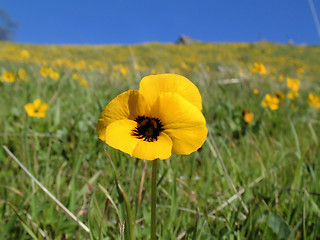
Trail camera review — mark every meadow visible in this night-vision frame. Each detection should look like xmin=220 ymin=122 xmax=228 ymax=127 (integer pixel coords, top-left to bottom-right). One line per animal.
xmin=0 ymin=41 xmax=319 ymax=239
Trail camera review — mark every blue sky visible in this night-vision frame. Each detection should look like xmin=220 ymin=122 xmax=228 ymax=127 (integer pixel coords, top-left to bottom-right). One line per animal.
xmin=1 ymin=0 xmax=320 ymax=45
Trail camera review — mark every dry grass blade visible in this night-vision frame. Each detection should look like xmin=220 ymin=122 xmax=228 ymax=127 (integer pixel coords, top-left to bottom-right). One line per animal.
xmin=207 ymin=131 xmax=249 ymax=214
xmin=3 ymin=145 xmax=90 ymax=233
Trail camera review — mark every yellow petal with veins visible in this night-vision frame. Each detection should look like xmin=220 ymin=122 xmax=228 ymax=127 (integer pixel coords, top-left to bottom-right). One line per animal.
xmin=151 ymin=92 xmax=207 ymax=155
xmin=139 ymin=74 xmax=202 ymax=111
xmin=97 ymin=90 xmax=150 ymax=142
xmin=105 ymin=119 xmax=172 ymax=160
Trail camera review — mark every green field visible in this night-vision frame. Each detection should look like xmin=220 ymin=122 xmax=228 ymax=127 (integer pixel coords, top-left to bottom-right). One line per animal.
xmin=1 ymin=41 xmax=320 ymax=239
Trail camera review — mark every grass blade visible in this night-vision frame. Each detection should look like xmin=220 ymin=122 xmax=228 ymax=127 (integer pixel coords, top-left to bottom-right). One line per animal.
xmin=3 ymin=145 xmax=90 ymax=233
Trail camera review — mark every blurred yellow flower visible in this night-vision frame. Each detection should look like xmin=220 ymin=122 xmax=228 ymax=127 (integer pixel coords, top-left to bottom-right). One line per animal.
xmin=72 ymin=72 xmax=81 ymax=80
xmin=79 ymin=78 xmax=88 ymax=87
xmin=278 ymin=74 xmax=285 ymax=82
xmin=1 ymin=70 xmax=15 ymax=82
xmin=40 ymin=67 xmax=53 ymax=78
xmin=24 ymin=98 xmax=49 ymax=118
xmin=72 ymin=72 xmax=88 ymax=87
xmin=181 ymin=62 xmax=188 ymax=70
xmin=120 ymin=65 xmax=128 ymax=75
xmin=97 ymin=74 xmax=208 ymax=160
xmin=288 ymin=91 xmax=299 ymax=99
xmin=50 ymin=71 xmax=60 ymax=81
xmin=18 ymin=69 xmax=27 ymax=80
xmin=287 ymin=77 xmax=300 ymax=92
xmin=253 ymin=88 xmax=259 ymax=94
xmin=274 ymin=91 xmax=285 ymax=103
xmin=262 ymin=94 xmax=279 ymax=110
xmin=243 ymin=109 xmax=254 ymax=124
xmin=307 ymin=93 xmax=320 ymax=109
xmin=21 ymin=50 xmax=30 ymax=59
xmin=252 ymin=62 xmax=267 ymax=75
xmin=296 ymin=68 xmax=304 ymax=75
xmin=40 ymin=67 xmax=59 ymax=80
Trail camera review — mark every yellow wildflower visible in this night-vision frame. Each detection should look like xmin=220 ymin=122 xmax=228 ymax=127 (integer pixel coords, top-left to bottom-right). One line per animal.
xmin=1 ymin=70 xmax=15 ymax=82
xmin=253 ymin=88 xmax=259 ymax=94
xmin=120 ymin=65 xmax=128 ymax=75
xmin=72 ymin=72 xmax=81 ymax=80
xmin=18 ymin=69 xmax=27 ymax=81
xmin=252 ymin=62 xmax=267 ymax=75
xmin=278 ymin=74 xmax=285 ymax=82
xmin=274 ymin=91 xmax=285 ymax=103
xmin=262 ymin=94 xmax=279 ymax=110
xmin=50 ymin=71 xmax=60 ymax=81
xmin=181 ymin=62 xmax=188 ymax=70
xmin=243 ymin=109 xmax=254 ymax=124
xmin=79 ymin=78 xmax=88 ymax=87
xmin=40 ymin=67 xmax=53 ymax=78
xmin=296 ymin=68 xmax=304 ymax=75
xmin=287 ymin=77 xmax=300 ymax=92
xmin=24 ymin=99 xmax=49 ymax=118
xmin=97 ymin=74 xmax=208 ymax=160
xmin=307 ymin=93 xmax=320 ymax=109
xmin=73 ymin=72 xmax=88 ymax=87
xmin=40 ymin=67 xmax=59 ymax=80
xmin=288 ymin=91 xmax=299 ymax=99
xmin=21 ymin=50 xmax=30 ymax=59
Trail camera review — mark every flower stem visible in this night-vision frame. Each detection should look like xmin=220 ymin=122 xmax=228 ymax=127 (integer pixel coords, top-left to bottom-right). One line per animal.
xmin=151 ymin=159 xmax=158 ymax=240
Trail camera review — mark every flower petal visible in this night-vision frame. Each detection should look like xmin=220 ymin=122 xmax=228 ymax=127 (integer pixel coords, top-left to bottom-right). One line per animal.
xmin=33 ymin=99 xmax=42 ymax=109
xmin=24 ymin=103 xmax=35 ymax=116
xmin=105 ymin=119 xmax=172 ymax=160
xmin=139 ymin=74 xmax=203 ymax=111
xmin=97 ymin=90 xmax=150 ymax=142
xmin=105 ymin=119 xmax=141 ymax=156
xmin=39 ymin=103 xmax=49 ymax=112
xmin=151 ymin=92 xmax=207 ymax=155
xmin=132 ymin=132 xmax=172 ymax=160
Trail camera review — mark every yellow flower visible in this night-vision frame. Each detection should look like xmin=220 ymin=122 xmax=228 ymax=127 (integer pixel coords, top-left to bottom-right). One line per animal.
xmin=274 ymin=91 xmax=285 ymax=103
xmin=18 ymin=69 xmax=27 ymax=80
xmin=296 ymin=68 xmax=304 ymax=75
xmin=243 ymin=109 xmax=254 ymax=124
xmin=40 ymin=67 xmax=59 ymax=80
xmin=97 ymin=74 xmax=208 ymax=160
xmin=288 ymin=91 xmax=299 ymax=99
xmin=24 ymin=99 xmax=49 ymax=118
xmin=40 ymin=67 xmax=53 ymax=78
xmin=72 ymin=72 xmax=81 ymax=80
xmin=50 ymin=71 xmax=60 ymax=81
xmin=278 ymin=74 xmax=285 ymax=82
xmin=73 ymin=72 xmax=88 ymax=87
xmin=262 ymin=94 xmax=279 ymax=110
xmin=21 ymin=50 xmax=30 ymax=59
xmin=79 ymin=78 xmax=88 ymax=87
xmin=253 ymin=88 xmax=259 ymax=94
xmin=1 ymin=70 xmax=15 ymax=82
xmin=307 ymin=93 xmax=320 ymax=109
xmin=252 ymin=62 xmax=267 ymax=75
xmin=287 ymin=77 xmax=300 ymax=92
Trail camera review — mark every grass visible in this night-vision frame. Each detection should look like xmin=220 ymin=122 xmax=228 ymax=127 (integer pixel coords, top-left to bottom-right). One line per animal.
xmin=0 ymin=41 xmax=320 ymax=239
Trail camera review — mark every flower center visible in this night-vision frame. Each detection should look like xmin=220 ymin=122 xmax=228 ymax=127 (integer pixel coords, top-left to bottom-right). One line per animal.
xmin=132 ymin=116 xmax=164 ymax=142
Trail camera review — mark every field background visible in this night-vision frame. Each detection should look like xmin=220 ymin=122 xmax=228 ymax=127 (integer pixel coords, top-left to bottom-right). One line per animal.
xmin=0 ymin=41 xmax=320 ymax=239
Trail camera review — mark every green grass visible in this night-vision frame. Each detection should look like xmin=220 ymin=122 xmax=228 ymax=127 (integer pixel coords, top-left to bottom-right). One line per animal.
xmin=0 ymin=41 xmax=320 ymax=239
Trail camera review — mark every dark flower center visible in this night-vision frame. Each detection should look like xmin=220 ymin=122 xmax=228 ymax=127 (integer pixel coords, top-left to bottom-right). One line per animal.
xmin=132 ymin=116 xmax=164 ymax=142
